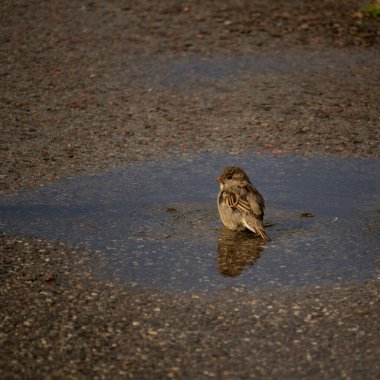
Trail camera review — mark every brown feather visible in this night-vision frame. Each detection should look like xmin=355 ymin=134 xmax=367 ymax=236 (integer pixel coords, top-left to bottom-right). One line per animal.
xmin=243 ymin=214 xmax=271 ymax=241
xmin=217 ymin=166 xmax=271 ymax=241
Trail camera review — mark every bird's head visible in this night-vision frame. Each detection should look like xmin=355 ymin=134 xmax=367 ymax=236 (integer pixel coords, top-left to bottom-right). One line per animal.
xmin=217 ymin=166 xmax=251 ymax=190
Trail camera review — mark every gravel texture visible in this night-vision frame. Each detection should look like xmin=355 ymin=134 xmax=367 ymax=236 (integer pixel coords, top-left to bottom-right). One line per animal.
xmin=1 ymin=235 xmax=380 ymax=380
xmin=1 ymin=0 xmax=379 ymax=193
xmin=1 ymin=1 xmax=380 ymax=379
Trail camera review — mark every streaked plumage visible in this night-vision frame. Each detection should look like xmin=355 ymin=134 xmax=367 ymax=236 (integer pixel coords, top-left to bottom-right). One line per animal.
xmin=217 ymin=166 xmax=271 ymax=241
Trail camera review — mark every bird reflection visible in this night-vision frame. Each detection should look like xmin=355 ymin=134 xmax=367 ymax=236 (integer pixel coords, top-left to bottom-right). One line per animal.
xmin=217 ymin=228 xmax=265 ymax=277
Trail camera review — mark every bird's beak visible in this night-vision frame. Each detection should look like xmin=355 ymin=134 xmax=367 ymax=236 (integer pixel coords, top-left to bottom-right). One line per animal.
xmin=217 ymin=177 xmax=225 ymax=190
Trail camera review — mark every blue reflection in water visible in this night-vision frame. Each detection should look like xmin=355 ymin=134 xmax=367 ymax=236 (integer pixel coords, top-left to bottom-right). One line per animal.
xmin=0 ymin=155 xmax=379 ymax=291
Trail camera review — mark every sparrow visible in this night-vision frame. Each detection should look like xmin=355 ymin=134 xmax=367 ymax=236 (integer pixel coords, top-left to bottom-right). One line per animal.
xmin=217 ymin=166 xmax=271 ymax=241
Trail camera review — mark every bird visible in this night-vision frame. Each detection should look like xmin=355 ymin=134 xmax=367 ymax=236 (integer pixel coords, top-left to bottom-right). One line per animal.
xmin=216 ymin=166 xmax=271 ymax=241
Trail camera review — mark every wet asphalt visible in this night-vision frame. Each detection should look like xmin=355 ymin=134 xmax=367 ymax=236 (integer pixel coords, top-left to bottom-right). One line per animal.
xmin=1 ymin=1 xmax=380 ymax=379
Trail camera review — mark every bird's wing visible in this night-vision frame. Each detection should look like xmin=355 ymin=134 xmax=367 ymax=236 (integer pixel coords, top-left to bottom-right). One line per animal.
xmin=245 ymin=186 xmax=265 ymax=219
xmin=222 ymin=189 xmax=253 ymax=215
xmin=222 ymin=190 xmax=270 ymax=241
xmin=243 ymin=214 xmax=271 ymax=241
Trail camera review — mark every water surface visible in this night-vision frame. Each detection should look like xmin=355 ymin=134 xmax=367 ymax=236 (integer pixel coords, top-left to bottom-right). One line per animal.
xmin=0 ymin=155 xmax=379 ymax=291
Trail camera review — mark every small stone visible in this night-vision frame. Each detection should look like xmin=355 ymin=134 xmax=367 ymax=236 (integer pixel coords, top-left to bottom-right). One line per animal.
xmin=43 ymin=272 xmax=56 ymax=282
xmin=147 ymin=328 xmax=158 ymax=336
xmin=300 ymin=212 xmax=314 ymax=218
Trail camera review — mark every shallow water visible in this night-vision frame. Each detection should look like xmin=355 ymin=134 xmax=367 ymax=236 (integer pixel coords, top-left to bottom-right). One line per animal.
xmin=148 ymin=49 xmax=379 ymax=88
xmin=0 ymin=155 xmax=379 ymax=291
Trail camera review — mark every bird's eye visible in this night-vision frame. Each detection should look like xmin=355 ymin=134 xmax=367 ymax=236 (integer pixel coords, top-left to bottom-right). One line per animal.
xmin=226 ymin=174 xmax=233 ymax=180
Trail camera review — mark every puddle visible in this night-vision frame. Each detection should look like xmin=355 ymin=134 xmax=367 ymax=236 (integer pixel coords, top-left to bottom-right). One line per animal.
xmin=147 ymin=50 xmax=380 ymax=88
xmin=0 ymin=155 xmax=379 ymax=291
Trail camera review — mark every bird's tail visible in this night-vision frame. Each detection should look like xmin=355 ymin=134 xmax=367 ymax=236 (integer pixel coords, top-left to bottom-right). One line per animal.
xmin=243 ymin=215 xmax=271 ymax=241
